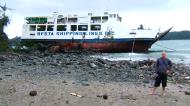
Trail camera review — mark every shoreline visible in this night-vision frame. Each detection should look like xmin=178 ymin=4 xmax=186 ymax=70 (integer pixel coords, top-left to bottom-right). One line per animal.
xmin=0 ymin=52 xmax=190 ymax=105
xmin=92 ymin=52 xmax=190 ymax=67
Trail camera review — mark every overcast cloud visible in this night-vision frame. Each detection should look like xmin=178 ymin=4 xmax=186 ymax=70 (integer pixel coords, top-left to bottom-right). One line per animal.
xmin=2 ymin=0 xmax=190 ymax=38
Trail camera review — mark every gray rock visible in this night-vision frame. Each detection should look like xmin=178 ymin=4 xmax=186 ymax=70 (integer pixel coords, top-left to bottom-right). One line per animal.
xmin=97 ymin=58 xmax=107 ymax=64
xmin=5 ymin=74 xmax=12 ymax=77
xmin=23 ymin=70 xmax=28 ymax=73
xmin=62 ymin=80 xmax=67 ymax=83
xmin=81 ymin=81 xmax=90 ymax=86
xmin=103 ymin=94 xmax=108 ymax=100
xmin=29 ymin=91 xmax=37 ymax=96
xmin=82 ymin=83 xmax=90 ymax=86
xmin=120 ymin=94 xmax=137 ymax=100
xmin=65 ymin=100 xmax=69 ymax=104
xmin=184 ymin=91 xmax=190 ymax=95
xmin=88 ymin=71 xmax=96 ymax=77
xmin=0 ymin=56 xmax=7 ymax=61
xmin=90 ymin=63 xmax=97 ymax=68
xmin=50 ymin=63 xmax=58 ymax=66
xmin=58 ymin=70 xmax=64 ymax=74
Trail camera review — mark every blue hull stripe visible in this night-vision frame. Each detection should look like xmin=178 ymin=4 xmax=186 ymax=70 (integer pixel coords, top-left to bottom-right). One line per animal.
xmin=23 ymin=38 xmax=155 ymax=43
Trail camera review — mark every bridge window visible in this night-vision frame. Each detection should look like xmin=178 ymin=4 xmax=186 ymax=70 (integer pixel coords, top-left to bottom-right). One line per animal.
xmin=91 ymin=17 xmax=101 ymax=23
xmin=37 ymin=25 xmax=46 ymax=31
xmin=47 ymin=25 xmax=54 ymax=31
xmin=78 ymin=25 xmax=88 ymax=31
xmin=102 ymin=16 xmax=108 ymax=23
xmin=91 ymin=25 xmax=101 ymax=31
xmin=29 ymin=25 xmax=36 ymax=31
xmin=57 ymin=18 xmax=67 ymax=24
xmin=71 ymin=25 xmax=77 ymax=31
xmin=109 ymin=14 xmax=113 ymax=18
xmin=113 ymin=14 xmax=117 ymax=18
xmin=26 ymin=17 xmax=47 ymax=24
xmin=68 ymin=18 xmax=78 ymax=23
xmin=117 ymin=17 xmax=122 ymax=22
xmin=57 ymin=25 xmax=67 ymax=31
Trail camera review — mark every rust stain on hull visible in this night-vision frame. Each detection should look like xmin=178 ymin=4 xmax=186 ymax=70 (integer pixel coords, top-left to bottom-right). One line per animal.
xmin=58 ymin=41 xmax=153 ymax=53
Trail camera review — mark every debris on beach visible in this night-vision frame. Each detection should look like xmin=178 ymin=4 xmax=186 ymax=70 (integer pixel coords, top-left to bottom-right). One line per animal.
xmin=120 ymin=94 xmax=137 ymax=100
xmin=184 ymin=76 xmax=190 ymax=80
xmin=103 ymin=94 xmax=108 ymax=100
xmin=29 ymin=91 xmax=37 ymax=96
xmin=65 ymin=100 xmax=69 ymax=104
xmin=70 ymin=93 xmax=84 ymax=98
xmin=0 ymin=52 xmax=189 ymax=84
xmin=96 ymin=94 xmax=108 ymax=100
xmin=184 ymin=91 xmax=190 ymax=95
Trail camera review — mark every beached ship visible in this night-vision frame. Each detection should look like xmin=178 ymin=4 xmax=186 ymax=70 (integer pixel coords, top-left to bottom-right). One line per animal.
xmin=21 ymin=12 xmax=172 ymax=52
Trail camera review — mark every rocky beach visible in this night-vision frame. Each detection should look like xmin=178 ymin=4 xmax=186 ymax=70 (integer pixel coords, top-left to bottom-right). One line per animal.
xmin=0 ymin=52 xmax=190 ymax=106
xmin=1 ymin=0 xmax=190 ymax=105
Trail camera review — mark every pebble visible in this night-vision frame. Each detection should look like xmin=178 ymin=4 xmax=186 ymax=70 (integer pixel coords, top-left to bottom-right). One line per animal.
xmin=184 ymin=76 xmax=190 ymax=80
xmin=184 ymin=91 xmax=190 ymax=95
xmin=23 ymin=70 xmax=28 ymax=73
xmin=0 ymin=56 xmax=7 ymax=61
xmin=103 ymin=94 xmax=108 ymax=100
xmin=81 ymin=82 xmax=90 ymax=86
xmin=62 ymin=80 xmax=67 ymax=83
xmin=65 ymin=100 xmax=69 ymax=104
xmin=120 ymin=94 xmax=137 ymax=100
xmin=29 ymin=91 xmax=37 ymax=96
xmin=90 ymin=63 xmax=97 ymax=68
xmin=5 ymin=74 xmax=12 ymax=77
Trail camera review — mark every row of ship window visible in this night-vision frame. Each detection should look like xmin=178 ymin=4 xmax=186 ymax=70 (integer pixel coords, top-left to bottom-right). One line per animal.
xmin=57 ymin=16 xmax=108 ymax=24
xmin=29 ymin=25 xmax=101 ymax=31
xmin=26 ymin=16 xmax=109 ymax=24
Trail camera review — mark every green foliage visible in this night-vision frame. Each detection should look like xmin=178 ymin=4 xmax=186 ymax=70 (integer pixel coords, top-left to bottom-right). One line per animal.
xmin=21 ymin=40 xmax=38 ymax=51
xmin=9 ymin=37 xmax=22 ymax=52
xmin=9 ymin=36 xmax=49 ymax=53
xmin=0 ymin=4 xmax=10 ymax=52
xmin=0 ymin=35 xmax=9 ymax=52
xmin=162 ymin=31 xmax=190 ymax=40
xmin=0 ymin=15 xmax=10 ymax=28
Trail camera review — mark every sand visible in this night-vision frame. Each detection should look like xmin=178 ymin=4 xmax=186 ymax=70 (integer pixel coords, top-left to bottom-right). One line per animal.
xmin=0 ymin=74 xmax=190 ymax=106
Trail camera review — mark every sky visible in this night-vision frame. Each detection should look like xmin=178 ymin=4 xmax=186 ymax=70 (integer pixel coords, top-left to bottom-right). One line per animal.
xmin=1 ymin=0 xmax=190 ymax=38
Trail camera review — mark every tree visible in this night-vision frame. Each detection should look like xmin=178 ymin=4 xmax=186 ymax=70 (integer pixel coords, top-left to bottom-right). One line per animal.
xmin=0 ymin=15 xmax=9 ymax=41
xmin=0 ymin=1 xmax=13 ymax=51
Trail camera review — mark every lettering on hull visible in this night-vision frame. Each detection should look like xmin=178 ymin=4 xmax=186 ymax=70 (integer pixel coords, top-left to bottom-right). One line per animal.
xmin=37 ymin=32 xmax=103 ymax=36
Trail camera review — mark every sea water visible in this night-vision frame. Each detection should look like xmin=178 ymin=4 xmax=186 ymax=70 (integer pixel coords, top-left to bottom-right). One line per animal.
xmin=93 ymin=40 xmax=190 ymax=65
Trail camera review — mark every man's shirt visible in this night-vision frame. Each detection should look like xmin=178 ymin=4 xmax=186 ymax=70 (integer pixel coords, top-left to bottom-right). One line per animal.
xmin=156 ymin=57 xmax=172 ymax=74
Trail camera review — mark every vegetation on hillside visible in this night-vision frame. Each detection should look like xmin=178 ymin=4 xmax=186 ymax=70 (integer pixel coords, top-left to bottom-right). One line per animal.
xmin=162 ymin=31 xmax=190 ymax=40
xmin=0 ymin=2 xmax=11 ymax=52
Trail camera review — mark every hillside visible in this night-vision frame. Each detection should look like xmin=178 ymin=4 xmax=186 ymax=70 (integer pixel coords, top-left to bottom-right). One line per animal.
xmin=162 ymin=31 xmax=190 ymax=40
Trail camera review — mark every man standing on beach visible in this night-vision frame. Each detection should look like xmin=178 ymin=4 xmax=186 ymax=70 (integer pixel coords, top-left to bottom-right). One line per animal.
xmin=150 ymin=51 xmax=172 ymax=96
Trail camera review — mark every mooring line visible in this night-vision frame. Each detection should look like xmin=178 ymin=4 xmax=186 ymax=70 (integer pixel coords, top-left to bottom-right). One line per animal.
xmin=130 ymin=35 xmax=136 ymax=61
xmin=154 ymin=43 xmax=177 ymax=51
